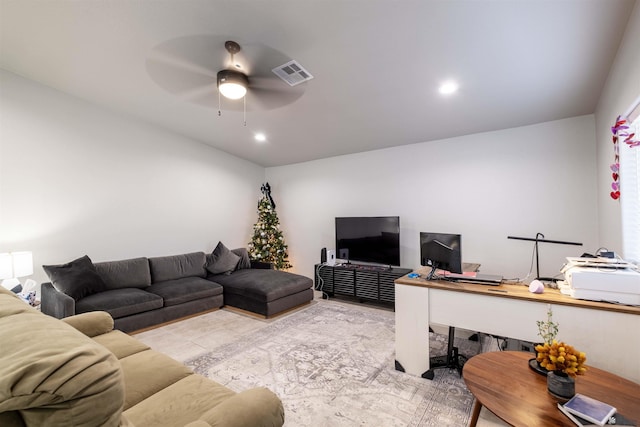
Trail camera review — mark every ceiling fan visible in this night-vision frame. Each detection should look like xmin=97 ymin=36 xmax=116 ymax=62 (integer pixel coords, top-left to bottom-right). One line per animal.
xmin=145 ymin=35 xmax=313 ymax=115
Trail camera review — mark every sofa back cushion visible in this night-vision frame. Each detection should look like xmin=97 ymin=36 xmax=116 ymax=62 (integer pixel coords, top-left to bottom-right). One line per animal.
xmin=232 ymin=248 xmax=252 ymax=270
xmin=94 ymin=257 xmax=151 ymax=290
xmin=42 ymin=255 xmax=108 ymax=301
xmin=149 ymin=252 xmax=206 ymax=283
xmin=0 ymin=287 xmax=125 ymax=426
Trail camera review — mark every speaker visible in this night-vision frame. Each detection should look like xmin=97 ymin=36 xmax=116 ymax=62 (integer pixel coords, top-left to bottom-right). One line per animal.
xmin=327 ymin=249 xmax=336 ymax=266
xmin=320 ymin=247 xmax=327 ymax=263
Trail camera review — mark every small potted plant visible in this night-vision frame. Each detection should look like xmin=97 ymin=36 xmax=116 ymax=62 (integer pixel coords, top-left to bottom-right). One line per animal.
xmin=534 ymin=306 xmax=587 ymax=399
xmin=536 ymin=305 xmax=559 ymax=345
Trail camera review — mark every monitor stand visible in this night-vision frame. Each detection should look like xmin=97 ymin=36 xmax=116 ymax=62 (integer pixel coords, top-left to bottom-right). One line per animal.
xmin=425 ymin=265 xmax=437 ymax=280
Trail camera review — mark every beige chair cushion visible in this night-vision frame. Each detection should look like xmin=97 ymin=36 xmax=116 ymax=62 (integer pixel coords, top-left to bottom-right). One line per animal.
xmin=125 ymin=374 xmax=284 ymax=427
xmin=0 ymin=410 xmax=25 ymax=427
xmin=198 ymin=387 xmax=285 ymax=427
xmin=93 ymin=330 xmax=150 ymax=359
xmin=124 ymin=375 xmax=235 ymax=426
xmin=119 ymin=349 xmax=192 ymax=410
xmin=61 ymin=310 xmax=114 ymax=337
xmin=0 ymin=288 xmax=124 ymax=427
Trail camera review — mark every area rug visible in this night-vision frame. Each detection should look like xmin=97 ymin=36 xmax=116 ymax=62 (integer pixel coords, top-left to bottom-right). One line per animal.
xmin=185 ymin=300 xmax=481 ymax=426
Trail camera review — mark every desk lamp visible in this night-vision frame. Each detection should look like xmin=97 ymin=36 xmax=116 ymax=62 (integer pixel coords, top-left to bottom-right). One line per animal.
xmin=507 ymin=234 xmax=582 ymax=281
xmin=0 ymin=251 xmax=34 ymax=291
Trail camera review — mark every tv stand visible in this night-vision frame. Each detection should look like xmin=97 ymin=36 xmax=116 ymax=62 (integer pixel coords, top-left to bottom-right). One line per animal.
xmin=335 ymin=263 xmax=391 ymax=272
xmin=314 ymin=264 xmax=411 ymax=305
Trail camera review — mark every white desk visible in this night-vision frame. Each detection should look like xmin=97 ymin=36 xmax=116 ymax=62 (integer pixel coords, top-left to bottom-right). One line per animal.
xmin=395 ymin=273 xmax=640 ymax=383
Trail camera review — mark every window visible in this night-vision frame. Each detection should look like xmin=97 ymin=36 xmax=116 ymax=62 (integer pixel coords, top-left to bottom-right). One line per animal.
xmin=620 ymin=115 xmax=639 ymax=263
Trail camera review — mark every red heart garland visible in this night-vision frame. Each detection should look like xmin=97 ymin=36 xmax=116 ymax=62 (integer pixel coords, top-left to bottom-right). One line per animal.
xmin=611 ymin=191 xmax=620 ymax=200
xmin=613 ymin=172 xmax=619 ymax=181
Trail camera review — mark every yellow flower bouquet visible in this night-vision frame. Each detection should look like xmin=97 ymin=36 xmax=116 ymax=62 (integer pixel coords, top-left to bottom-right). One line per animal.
xmin=535 ymin=340 xmax=587 ymax=378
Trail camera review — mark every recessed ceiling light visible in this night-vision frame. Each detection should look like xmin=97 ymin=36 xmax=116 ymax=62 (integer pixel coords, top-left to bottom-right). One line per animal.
xmin=439 ymin=81 xmax=459 ymax=95
xmin=254 ymin=133 xmax=267 ymax=142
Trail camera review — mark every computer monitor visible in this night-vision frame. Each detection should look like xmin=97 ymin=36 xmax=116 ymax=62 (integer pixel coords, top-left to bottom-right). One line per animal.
xmin=420 ymin=232 xmax=462 ymax=279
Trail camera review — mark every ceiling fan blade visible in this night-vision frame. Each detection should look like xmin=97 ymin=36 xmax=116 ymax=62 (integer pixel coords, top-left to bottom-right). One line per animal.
xmin=181 ymin=84 xmax=217 ymax=103
xmin=146 ymin=34 xmax=228 ymax=96
xmin=146 ymin=55 xmax=215 ymax=95
xmin=146 ymin=34 xmax=310 ymax=111
xmin=249 ymin=78 xmax=306 ymax=109
xmin=237 ymin=42 xmax=294 ymax=76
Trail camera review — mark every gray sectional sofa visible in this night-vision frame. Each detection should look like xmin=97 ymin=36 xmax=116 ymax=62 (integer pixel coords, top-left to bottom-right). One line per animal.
xmin=42 ymin=245 xmax=313 ymax=332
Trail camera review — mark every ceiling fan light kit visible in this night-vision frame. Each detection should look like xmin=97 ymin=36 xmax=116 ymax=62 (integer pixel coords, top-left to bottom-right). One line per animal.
xmin=210 ymin=40 xmax=312 ymax=126
xmin=217 ymin=69 xmax=248 ymax=100
xmin=217 ymin=40 xmax=250 ymax=125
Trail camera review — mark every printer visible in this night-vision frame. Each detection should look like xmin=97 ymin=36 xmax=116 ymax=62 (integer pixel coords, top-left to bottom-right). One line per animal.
xmin=560 ymin=257 xmax=640 ymax=305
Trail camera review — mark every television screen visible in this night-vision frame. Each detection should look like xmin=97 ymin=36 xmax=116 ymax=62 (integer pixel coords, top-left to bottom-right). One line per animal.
xmin=419 ymin=232 xmax=462 ymax=274
xmin=335 ymin=216 xmax=400 ymax=266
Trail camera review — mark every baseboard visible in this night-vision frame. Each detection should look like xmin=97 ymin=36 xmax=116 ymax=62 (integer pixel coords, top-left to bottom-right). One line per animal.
xmin=128 ymin=307 xmax=220 ymax=335
xmin=223 ymin=300 xmax=314 ymax=320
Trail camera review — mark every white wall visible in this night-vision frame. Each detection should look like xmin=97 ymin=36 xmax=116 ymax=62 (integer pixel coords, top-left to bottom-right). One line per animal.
xmin=0 ymin=71 xmax=265 ymax=286
xmin=267 ymin=116 xmax=599 ymax=281
xmin=595 ymin=1 xmax=640 ymax=257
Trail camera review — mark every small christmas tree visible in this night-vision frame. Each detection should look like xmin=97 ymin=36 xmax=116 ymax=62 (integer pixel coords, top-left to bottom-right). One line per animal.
xmin=248 ymin=183 xmax=292 ymax=270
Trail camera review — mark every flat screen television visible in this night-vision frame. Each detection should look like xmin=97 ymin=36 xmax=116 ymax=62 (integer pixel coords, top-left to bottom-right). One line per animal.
xmin=420 ymin=232 xmax=462 ymax=278
xmin=335 ymin=216 xmax=400 ymax=267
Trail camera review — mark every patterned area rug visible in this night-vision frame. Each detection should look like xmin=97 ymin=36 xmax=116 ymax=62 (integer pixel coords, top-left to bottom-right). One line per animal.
xmin=186 ymin=300 xmax=481 ymax=426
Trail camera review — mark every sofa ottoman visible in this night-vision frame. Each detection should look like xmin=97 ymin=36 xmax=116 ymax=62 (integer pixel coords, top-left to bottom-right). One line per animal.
xmin=210 ymin=268 xmax=314 ymax=317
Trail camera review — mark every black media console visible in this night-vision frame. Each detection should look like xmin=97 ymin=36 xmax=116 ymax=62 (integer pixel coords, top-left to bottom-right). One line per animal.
xmin=314 ymin=264 xmax=412 ymax=306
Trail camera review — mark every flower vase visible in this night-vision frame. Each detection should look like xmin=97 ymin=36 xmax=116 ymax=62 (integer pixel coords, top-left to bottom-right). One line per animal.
xmin=547 ymin=371 xmax=575 ymax=400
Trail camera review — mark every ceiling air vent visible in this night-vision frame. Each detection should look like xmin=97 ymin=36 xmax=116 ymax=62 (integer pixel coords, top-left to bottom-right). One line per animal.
xmin=272 ymin=60 xmax=314 ymax=86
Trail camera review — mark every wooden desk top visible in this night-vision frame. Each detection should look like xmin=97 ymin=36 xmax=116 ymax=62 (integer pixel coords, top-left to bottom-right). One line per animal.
xmin=395 ymin=270 xmax=640 ymax=316
xmin=463 ymin=351 xmax=640 ymax=426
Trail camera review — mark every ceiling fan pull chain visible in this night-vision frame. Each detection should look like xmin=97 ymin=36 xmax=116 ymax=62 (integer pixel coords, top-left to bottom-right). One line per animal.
xmin=244 ymin=94 xmax=247 ymax=126
xmin=218 ymin=90 xmax=221 ymax=116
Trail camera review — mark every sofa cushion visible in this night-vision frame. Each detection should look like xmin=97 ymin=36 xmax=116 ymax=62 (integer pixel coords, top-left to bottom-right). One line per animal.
xmin=93 ymin=330 xmax=151 ymax=360
xmin=0 ymin=410 xmax=24 ymax=427
xmin=197 ymin=387 xmax=285 ymax=427
xmin=147 ymin=277 xmax=223 ymax=307
xmin=76 ymin=288 xmax=163 ymax=319
xmin=119 ymin=349 xmax=192 ymax=410
xmin=149 ymin=252 xmax=206 ymax=282
xmin=0 ymin=288 xmax=124 ymax=427
xmin=206 ymin=242 xmax=241 ymax=275
xmin=94 ymin=257 xmax=151 ymax=290
xmin=124 ymin=374 xmax=234 ymax=427
xmin=62 ymin=311 xmax=115 ymax=337
xmin=231 ymin=248 xmax=252 ymax=270
xmin=43 ymin=255 xmax=108 ymax=301
xmin=211 ymin=269 xmax=313 ymax=302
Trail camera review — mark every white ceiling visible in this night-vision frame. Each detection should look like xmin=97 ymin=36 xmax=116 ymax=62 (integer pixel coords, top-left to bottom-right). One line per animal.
xmin=1 ymin=0 xmax=636 ymax=167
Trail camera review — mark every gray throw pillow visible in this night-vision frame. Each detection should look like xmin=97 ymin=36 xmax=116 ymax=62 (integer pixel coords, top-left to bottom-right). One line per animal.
xmin=231 ymin=248 xmax=251 ymax=270
xmin=206 ymin=242 xmax=241 ymax=275
xmin=42 ymin=255 xmax=108 ymax=301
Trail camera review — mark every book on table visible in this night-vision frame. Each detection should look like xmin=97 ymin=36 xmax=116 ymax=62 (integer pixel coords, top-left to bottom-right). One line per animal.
xmin=560 ymin=394 xmax=617 ymax=426
xmin=558 ymin=404 xmax=637 ymax=426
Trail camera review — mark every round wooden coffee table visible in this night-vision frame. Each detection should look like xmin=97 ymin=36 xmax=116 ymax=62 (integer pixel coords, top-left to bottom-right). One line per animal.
xmin=462 ymin=351 xmax=640 ymax=426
